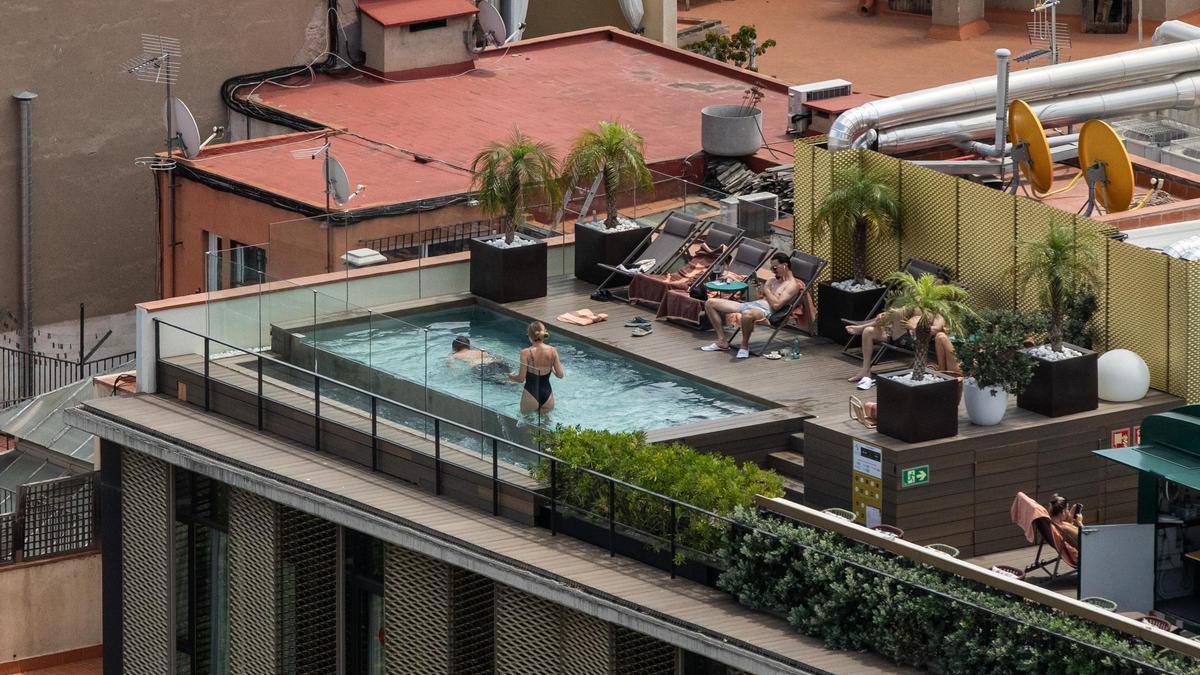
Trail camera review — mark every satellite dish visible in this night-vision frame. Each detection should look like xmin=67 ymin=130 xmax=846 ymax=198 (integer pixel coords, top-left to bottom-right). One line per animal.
xmin=325 ymin=154 xmax=353 ymax=206
xmin=1007 ymin=99 xmax=1053 ymax=195
xmin=164 ymin=96 xmax=202 ymax=159
xmin=477 ymin=0 xmax=508 ymax=47
xmin=1078 ymin=119 xmax=1134 ymax=215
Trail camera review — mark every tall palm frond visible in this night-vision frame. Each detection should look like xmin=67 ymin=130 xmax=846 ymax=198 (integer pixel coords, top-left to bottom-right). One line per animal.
xmin=562 ymin=121 xmax=653 ymax=229
xmin=812 ymin=164 xmax=901 ymax=285
xmin=470 ymin=129 xmax=561 ymax=243
xmin=882 ymin=272 xmax=973 ymax=381
xmin=1014 ymin=219 xmax=1101 ymax=352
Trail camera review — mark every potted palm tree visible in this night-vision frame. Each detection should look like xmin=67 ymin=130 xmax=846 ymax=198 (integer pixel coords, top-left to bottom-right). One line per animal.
xmin=955 ymin=310 xmax=1039 ymax=426
xmin=811 ymin=163 xmax=901 ymax=345
xmin=875 ymin=272 xmax=972 ymax=443
xmin=561 ymin=121 xmax=655 ymax=285
xmin=1014 ymin=220 xmax=1101 ymax=417
xmin=468 ymin=129 xmax=561 ymax=303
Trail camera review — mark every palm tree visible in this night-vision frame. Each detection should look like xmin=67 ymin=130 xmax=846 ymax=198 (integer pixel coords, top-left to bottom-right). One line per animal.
xmin=1015 ymin=219 xmax=1100 ymax=353
xmin=561 ymin=121 xmax=653 ymax=229
xmin=812 ymin=164 xmax=901 ymax=286
xmin=470 ymin=129 xmax=561 ymax=244
xmin=881 ymin=272 xmax=972 ymax=381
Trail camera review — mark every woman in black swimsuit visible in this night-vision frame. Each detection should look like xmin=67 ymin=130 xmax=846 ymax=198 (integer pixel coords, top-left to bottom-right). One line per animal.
xmin=507 ymin=321 xmax=564 ymax=414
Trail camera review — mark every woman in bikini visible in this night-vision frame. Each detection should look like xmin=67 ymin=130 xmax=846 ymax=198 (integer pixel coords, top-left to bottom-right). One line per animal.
xmin=507 ymin=321 xmax=564 ymax=414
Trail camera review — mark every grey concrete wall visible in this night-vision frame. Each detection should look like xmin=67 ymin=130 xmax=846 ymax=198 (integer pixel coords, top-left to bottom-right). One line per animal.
xmin=0 ymin=0 xmax=340 ymax=327
xmin=0 ymin=553 xmax=102 ymax=664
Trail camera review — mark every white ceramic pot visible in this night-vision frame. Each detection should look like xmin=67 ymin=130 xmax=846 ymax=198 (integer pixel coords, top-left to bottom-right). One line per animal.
xmin=963 ymin=378 xmax=1007 ymax=426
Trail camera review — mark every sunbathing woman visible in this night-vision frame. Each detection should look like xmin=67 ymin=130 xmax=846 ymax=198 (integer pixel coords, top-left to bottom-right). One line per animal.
xmin=1047 ymin=494 xmax=1083 ymax=548
xmin=507 ymin=321 xmax=564 ymax=414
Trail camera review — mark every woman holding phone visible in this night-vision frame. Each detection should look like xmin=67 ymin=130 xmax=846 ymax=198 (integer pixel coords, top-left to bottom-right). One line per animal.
xmin=1048 ymin=494 xmax=1083 ymax=548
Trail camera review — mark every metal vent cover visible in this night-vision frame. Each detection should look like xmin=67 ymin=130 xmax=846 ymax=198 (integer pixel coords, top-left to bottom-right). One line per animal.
xmin=1117 ymin=120 xmax=1188 ymax=145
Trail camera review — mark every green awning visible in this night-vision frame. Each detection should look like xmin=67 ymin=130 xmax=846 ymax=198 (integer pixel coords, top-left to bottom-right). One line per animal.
xmin=1096 ymin=444 xmax=1200 ymax=491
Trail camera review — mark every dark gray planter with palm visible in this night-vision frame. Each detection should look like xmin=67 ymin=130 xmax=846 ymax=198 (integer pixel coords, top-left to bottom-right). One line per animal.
xmin=574 ymin=223 xmax=652 ymax=285
xmin=469 ymin=235 xmax=548 ymax=303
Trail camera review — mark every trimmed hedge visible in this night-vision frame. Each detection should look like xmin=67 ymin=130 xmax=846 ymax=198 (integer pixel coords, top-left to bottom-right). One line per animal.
xmin=533 ymin=426 xmax=783 ymax=559
xmin=719 ymin=507 xmax=1198 ymax=674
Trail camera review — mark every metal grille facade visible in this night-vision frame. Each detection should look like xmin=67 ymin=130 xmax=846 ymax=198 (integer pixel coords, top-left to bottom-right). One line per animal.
xmin=560 ymin=609 xmax=611 ymax=675
xmin=449 ymin=566 xmax=495 ymax=674
xmin=229 ymin=489 xmax=279 ymax=674
xmin=122 ymin=450 xmax=172 ymax=675
xmin=0 ymin=512 xmax=13 ymax=563
xmin=276 ymin=506 xmax=338 ymax=675
xmin=384 ymin=544 xmax=451 ymax=674
xmin=20 ymin=473 xmax=96 ymax=560
xmin=495 ymin=585 xmax=564 ymax=674
xmin=614 ymin=625 xmax=679 ymax=674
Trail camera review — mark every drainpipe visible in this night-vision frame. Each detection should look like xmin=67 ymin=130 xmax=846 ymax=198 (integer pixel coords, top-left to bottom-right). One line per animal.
xmin=965 ymin=49 xmax=1011 ymax=178
xmin=14 ymin=91 xmax=36 ymax=399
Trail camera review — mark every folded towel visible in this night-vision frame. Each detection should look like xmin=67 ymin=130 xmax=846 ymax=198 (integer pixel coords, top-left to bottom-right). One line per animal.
xmin=1010 ymin=492 xmax=1049 ymax=544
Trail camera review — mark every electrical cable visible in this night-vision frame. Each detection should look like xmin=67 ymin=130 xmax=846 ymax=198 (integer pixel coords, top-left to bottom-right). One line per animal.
xmin=1034 ymin=169 xmax=1083 ymax=197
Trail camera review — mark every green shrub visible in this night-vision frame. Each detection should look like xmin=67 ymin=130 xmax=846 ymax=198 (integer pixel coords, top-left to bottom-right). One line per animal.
xmin=953 ymin=309 xmax=1038 ymax=395
xmin=720 ymin=507 xmax=1198 ymax=674
xmin=533 ymin=426 xmax=783 ymax=560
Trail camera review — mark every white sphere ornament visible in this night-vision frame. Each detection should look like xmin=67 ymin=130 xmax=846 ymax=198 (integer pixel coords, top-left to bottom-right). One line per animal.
xmin=1097 ymin=349 xmax=1150 ymax=402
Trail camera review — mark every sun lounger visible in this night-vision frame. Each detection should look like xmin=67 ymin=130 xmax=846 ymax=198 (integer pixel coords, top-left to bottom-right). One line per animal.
xmin=1010 ymin=491 xmax=1078 ymax=582
xmin=841 ymin=258 xmax=953 ymax=366
xmin=627 ymin=222 xmax=743 ymax=307
xmin=595 ymin=211 xmax=706 ymax=300
xmin=657 ymin=238 xmax=776 ymax=327
xmin=726 ymin=250 xmax=827 ymax=355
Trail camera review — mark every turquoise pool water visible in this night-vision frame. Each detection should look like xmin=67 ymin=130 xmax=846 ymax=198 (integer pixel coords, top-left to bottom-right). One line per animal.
xmin=309 ymin=305 xmax=764 ymax=432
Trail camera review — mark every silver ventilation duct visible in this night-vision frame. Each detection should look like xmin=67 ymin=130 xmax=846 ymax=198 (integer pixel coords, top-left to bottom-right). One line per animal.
xmin=876 ymin=72 xmax=1200 ymax=154
xmin=828 ymin=40 xmax=1200 ymax=150
xmin=1152 ymin=20 xmax=1200 ymax=46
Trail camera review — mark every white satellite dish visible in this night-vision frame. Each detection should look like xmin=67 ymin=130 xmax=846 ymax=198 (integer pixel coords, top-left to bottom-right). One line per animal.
xmin=326 ymin=154 xmax=352 ymax=205
xmin=164 ymin=96 xmax=201 ymax=158
xmin=477 ymin=0 xmax=508 ymax=47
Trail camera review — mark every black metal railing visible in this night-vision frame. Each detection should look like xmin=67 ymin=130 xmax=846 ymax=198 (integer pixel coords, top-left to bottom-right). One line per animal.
xmin=0 ymin=472 xmax=99 ymax=566
xmin=359 ymin=220 xmax=499 ymax=260
xmin=0 ymin=486 xmax=12 ymax=514
xmin=0 ymin=346 xmax=135 ymax=409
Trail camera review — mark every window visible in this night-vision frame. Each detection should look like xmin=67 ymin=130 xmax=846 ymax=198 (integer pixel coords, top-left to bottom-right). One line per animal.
xmin=409 ymin=18 xmax=447 ymax=32
xmin=174 ymin=470 xmax=230 ymax=675
xmin=344 ymin=530 xmax=385 ymax=675
xmin=229 ymin=240 xmax=267 ymax=288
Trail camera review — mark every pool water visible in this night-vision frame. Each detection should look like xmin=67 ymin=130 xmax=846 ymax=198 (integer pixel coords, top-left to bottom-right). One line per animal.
xmin=309 ymin=305 xmax=764 ymax=432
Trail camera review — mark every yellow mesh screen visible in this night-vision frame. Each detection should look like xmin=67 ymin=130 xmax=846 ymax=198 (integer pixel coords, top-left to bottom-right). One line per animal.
xmin=1106 ymin=240 xmax=1169 ymax=391
xmin=1188 ymin=262 xmax=1200 ymax=402
xmin=897 ymin=162 xmax=958 ymax=279
xmin=811 ymin=146 xmax=835 ymax=286
xmin=861 ymin=150 xmax=903 ymax=281
xmin=793 ymin=142 xmax=815 ymax=255
xmin=1169 ymin=257 xmax=1190 ymax=398
xmin=1014 ymin=198 xmax=1062 ymax=313
xmin=956 ymin=179 xmax=1016 ymax=310
xmin=828 ymin=149 xmax=862 ymax=280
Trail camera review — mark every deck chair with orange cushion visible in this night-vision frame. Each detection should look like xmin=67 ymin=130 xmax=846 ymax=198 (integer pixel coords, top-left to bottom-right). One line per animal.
xmin=627 ymin=222 xmax=743 ymax=308
xmin=1010 ymin=491 xmax=1079 ymax=582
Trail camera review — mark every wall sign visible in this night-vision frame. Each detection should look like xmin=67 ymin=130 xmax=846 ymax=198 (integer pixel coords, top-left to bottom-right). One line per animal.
xmin=900 ymin=465 xmax=930 ymax=488
xmin=1111 ymin=427 xmax=1131 ymax=448
xmin=852 ymin=440 xmax=883 ymax=528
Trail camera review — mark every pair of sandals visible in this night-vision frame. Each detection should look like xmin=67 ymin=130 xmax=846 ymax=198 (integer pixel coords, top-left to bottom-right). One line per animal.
xmin=625 ymin=315 xmax=653 ymax=337
xmin=701 ymin=342 xmax=751 ymax=359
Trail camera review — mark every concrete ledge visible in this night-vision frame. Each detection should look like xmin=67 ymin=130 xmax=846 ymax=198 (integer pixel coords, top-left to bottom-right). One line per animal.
xmin=0 ymin=645 xmax=102 ymax=675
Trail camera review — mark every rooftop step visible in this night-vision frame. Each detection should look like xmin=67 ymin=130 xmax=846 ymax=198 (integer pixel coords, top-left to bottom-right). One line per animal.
xmin=788 ymin=431 xmax=805 ymax=454
xmin=781 ymin=477 xmax=805 ymax=503
xmin=767 ymin=450 xmax=805 ymax=480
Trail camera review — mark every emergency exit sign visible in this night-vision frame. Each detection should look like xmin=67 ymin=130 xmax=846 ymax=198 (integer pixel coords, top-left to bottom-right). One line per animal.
xmin=901 ymin=465 xmax=930 ymax=488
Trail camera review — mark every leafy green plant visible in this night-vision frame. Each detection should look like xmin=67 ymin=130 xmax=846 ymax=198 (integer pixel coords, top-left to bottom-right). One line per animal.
xmin=881 ymin=272 xmax=972 ymax=381
xmin=812 ymin=164 xmax=901 ymax=285
xmin=470 ymin=128 xmax=561 ymax=244
xmin=720 ymin=507 xmax=1197 ymax=674
xmin=1064 ymin=286 xmax=1100 ymax=349
xmin=561 ymin=121 xmax=653 ymax=230
xmin=953 ymin=309 xmax=1038 ymax=395
xmin=1015 ymin=219 xmax=1101 ymax=352
xmin=532 ymin=426 xmax=782 ymax=560
xmin=685 ymin=25 xmax=777 ymax=71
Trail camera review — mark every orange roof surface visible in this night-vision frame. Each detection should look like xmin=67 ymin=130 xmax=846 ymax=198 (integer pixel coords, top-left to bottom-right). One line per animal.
xmin=191 ymin=30 xmax=793 ymax=210
xmin=358 ymin=0 xmax=477 ymax=27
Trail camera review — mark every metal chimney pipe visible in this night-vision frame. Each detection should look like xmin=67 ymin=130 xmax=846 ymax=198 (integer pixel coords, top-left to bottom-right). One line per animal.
xmin=13 ymin=91 xmax=36 ymax=399
xmin=965 ymin=49 xmax=1012 ymax=162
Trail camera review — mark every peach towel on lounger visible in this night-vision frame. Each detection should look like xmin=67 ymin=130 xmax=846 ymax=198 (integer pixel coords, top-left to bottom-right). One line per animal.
xmin=1010 ymin=491 xmax=1049 ymax=543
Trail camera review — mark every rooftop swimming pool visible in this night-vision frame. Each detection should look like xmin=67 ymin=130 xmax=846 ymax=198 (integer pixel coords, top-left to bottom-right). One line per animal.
xmin=306 ymin=305 xmax=764 ymax=433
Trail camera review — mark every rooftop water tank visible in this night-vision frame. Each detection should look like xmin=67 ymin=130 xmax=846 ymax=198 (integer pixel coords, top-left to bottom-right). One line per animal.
xmin=701 ymin=105 xmax=763 ymax=157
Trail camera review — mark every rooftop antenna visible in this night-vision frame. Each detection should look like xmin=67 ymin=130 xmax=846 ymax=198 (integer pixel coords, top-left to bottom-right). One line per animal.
xmin=291 ymin=137 xmax=365 ymax=272
xmin=476 ymin=1 xmax=509 ymax=49
xmin=124 ymin=34 xmax=183 ymax=170
xmin=1077 ymin=119 xmax=1134 ymax=217
xmin=1030 ymin=0 xmax=1062 ymax=65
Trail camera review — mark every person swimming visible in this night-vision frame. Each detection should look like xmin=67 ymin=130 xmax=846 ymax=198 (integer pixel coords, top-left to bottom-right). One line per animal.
xmin=448 ymin=335 xmax=509 ymax=381
xmin=507 ymin=321 xmax=564 ymax=414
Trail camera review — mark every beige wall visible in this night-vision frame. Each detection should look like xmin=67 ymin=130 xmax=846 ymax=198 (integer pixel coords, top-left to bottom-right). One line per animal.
xmin=0 ymin=554 xmax=102 ymax=664
xmin=363 ymin=15 xmax=474 ymax=74
xmin=0 ymin=0 xmax=337 ymax=326
xmin=986 ymin=0 xmax=1200 ymax=20
xmin=524 ymin=0 xmax=676 ymax=46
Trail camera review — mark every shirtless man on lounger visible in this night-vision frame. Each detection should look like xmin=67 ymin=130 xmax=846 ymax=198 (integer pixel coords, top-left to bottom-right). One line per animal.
xmin=701 ymin=253 xmax=800 ymax=359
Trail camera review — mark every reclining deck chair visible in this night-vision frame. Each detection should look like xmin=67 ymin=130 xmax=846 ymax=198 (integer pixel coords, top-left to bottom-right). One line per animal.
xmin=726 ymin=250 xmax=828 ymax=355
xmin=1010 ymin=491 xmax=1078 ymax=583
xmin=657 ymin=238 xmax=777 ymax=328
xmin=595 ymin=211 xmax=706 ymax=300
xmin=627 ymin=222 xmax=743 ymax=308
xmin=841 ymin=258 xmax=953 ymax=366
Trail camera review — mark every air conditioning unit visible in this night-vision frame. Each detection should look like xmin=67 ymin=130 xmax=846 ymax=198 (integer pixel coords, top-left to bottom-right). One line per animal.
xmin=341 ymin=248 xmax=388 ymax=268
xmin=1111 ymin=118 xmax=1189 ymax=164
xmin=788 ymin=79 xmax=853 ymax=135
xmin=737 ymin=192 xmax=779 ymax=238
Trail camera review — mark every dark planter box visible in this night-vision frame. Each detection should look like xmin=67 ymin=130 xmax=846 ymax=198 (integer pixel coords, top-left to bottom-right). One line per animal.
xmin=535 ymin=504 xmax=722 ymax=586
xmin=817 ymin=281 xmax=888 ymax=345
xmin=876 ymin=369 xmax=959 ymax=443
xmin=469 ymin=235 xmax=547 ymax=303
xmin=1016 ymin=343 xmax=1099 ymax=417
xmin=574 ymin=222 xmax=652 ymax=286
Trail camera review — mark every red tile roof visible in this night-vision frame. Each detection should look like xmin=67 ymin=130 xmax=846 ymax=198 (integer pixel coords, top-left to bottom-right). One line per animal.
xmin=358 ymin=0 xmax=477 ymax=27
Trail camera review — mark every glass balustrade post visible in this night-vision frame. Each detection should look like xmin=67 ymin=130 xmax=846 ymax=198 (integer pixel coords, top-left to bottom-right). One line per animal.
xmin=492 ymin=437 xmax=499 ymax=516
xmin=434 ymin=419 xmax=441 ymax=496
xmin=203 ymin=336 xmax=210 ymax=412
xmin=256 ymin=355 xmax=264 ymax=430
xmin=669 ymin=501 xmax=677 ymax=579
xmin=370 ymin=396 xmax=378 ymax=471
xmin=608 ymin=479 xmax=615 ymax=557
xmin=549 ymin=461 xmax=557 ymax=536
xmin=314 ymin=376 xmax=321 ymax=452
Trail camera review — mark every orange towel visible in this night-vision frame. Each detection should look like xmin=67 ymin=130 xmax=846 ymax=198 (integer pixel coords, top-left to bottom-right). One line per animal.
xmin=1010 ymin=492 xmax=1049 ymax=543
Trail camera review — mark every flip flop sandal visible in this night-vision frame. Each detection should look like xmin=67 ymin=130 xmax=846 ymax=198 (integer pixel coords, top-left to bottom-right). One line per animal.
xmin=631 ymin=326 xmax=653 ymax=337
xmin=856 ymin=377 xmax=876 ymax=390
xmin=700 ymin=342 xmax=730 ymax=352
xmin=763 ymin=351 xmax=783 ymax=360
xmin=624 ymin=317 xmax=651 ymax=327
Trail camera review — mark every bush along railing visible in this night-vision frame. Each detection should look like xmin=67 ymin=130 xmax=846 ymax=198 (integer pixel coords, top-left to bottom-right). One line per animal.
xmin=532 ymin=427 xmax=783 ymax=573
xmin=719 ymin=507 xmax=1196 ymax=674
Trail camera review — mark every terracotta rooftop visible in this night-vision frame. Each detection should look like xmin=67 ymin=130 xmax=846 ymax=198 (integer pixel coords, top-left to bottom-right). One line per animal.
xmin=189 ymin=29 xmax=793 ymax=209
xmin=358 ymin=0 xmax=477 ymax=27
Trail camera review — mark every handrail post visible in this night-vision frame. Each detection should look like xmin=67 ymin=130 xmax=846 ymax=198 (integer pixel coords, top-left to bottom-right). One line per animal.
xmin=434 ymin=419 xmax=441 ymax=496
xmin=669 ymin=501 xmax=677 ymax=579
xmin=313 ymin=376 xmax=321 ymax=452
xmin=608 ymin=479 xmax=615 ymax=557
xmin=153 ymin=319 xmax=161 ymax=394
xmin=549 ymin=460 xmax=557 ymax=536
xmin=256 ymin=355 xmax=264 ymax=431
xmin=203 ymin=336 xmax=210 ymax=412
xmin=492 ymin=438 xmax=499 ymax=516
xmin=370 ymin=396 xmax=378 ymax=472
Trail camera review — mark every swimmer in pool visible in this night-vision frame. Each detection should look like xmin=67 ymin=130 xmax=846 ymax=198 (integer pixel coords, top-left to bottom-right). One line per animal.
xmin=448 ymin=336 xmax=510 ymax=381
xmin=507 ymin=321 xmax=563 ymax=414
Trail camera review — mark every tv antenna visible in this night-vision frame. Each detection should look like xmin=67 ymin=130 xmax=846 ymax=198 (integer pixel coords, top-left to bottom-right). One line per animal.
xmin=124 ymin=34 xmax=184 ymax=170
xmin=475 ymin=1 xmax=509 ymax=49
xmin=291 ymin=137 xmax=365 ymax=272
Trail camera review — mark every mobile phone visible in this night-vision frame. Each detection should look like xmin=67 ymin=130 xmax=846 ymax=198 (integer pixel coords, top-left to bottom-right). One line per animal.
xmin=1072 ymin=503 xmax=1082 ymax=517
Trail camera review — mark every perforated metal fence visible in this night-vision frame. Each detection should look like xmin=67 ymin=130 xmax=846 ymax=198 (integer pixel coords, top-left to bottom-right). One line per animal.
xmin=277 ymin=506 xmax=338 ymax=675
xmin=0 ymin=472 xmax=98 ymax=565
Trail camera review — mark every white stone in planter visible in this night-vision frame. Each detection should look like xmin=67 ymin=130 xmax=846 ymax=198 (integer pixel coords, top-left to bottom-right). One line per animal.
xmin=886 ymin=371 xmax=944 ymax=386
xmin=1026 ymin=344 xmax=1082 ymax=361
xmin=831 ymin=278 xmax=885 ymax=293
xmin=485 ymin=233 xmax=539 ymax=249
xmin=1097 ymin=348 xmax=1150 ymax=402
xmin=578 ymin=216 xmax=642 ymax=232
xmin=963 ymin=378 xmax=1008 ymax=426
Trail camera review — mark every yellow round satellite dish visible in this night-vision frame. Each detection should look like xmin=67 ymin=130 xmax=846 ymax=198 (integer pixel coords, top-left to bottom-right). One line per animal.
xmin=1078 ymin=119 xmax=1134 ymax=214
xmin=1007 ymin=100 xmax=1053 ymax=194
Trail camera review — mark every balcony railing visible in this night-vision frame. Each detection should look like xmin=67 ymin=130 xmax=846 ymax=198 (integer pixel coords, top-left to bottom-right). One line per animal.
xmin=0 ymin=472 xmax=99 ymax=566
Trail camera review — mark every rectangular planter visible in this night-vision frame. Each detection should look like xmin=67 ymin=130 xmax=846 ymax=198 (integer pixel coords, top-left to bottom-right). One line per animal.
xmin=1016 ymin=343 xmax=1099 ymax=417
xmin=876 ymin=369 xmax=959 ymax=443
xmin=469 ymin=235 xmax=547 ymax=303
xmin=817 ymin=281 xmax=888 ymax=345
xmin=574 ymin=222 xmax=652 ymax=286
